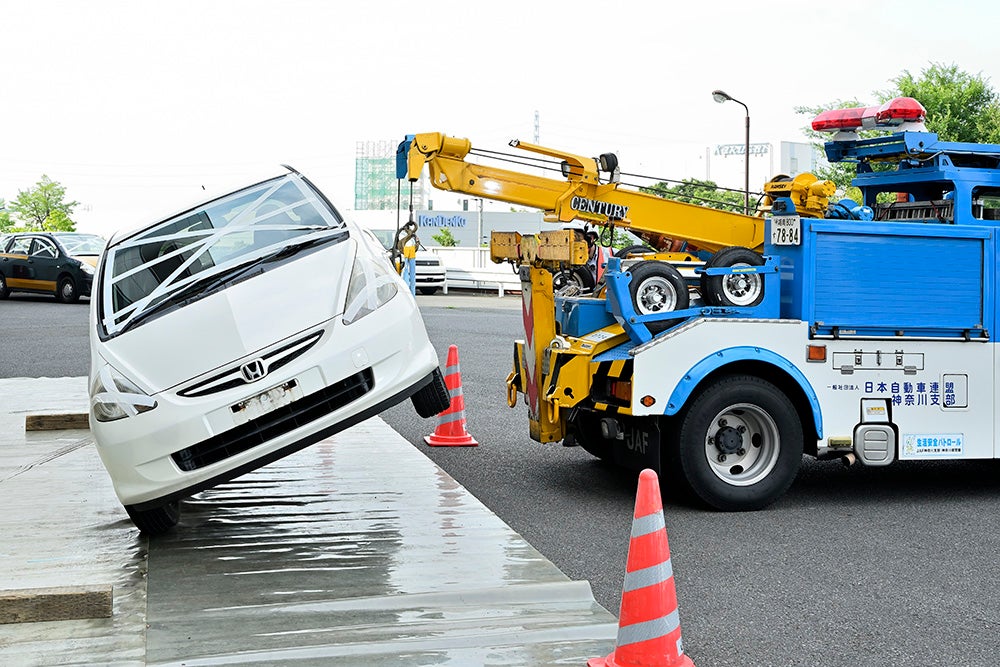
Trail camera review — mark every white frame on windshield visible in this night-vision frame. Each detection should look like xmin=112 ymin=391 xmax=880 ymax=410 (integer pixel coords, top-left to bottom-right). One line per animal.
xmin=100 ymin=173 xmax=344 ymax=336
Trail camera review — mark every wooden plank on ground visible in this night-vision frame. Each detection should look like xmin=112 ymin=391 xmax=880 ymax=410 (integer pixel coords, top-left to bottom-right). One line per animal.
xmin=0 ymin=585 xmax=113 ymax=624
xmin=24 ymin=413 xmax=90 ymax=431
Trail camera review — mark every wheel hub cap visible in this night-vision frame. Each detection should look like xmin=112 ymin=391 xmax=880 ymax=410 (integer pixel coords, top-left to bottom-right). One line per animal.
xmin=715 ymin=426 xmax=743 ymax=454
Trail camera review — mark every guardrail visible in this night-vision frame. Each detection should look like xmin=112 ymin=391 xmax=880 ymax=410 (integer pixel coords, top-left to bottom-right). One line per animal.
xmin=444 ymin=267 xmax=520 ymax=297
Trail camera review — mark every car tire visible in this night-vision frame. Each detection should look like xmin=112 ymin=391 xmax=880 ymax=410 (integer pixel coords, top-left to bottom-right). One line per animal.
xmin=411 ymin=368 xmax=450 ymax=418
xmin=125 ymin=500 xmax=180 ymax=535
xmin=56 ymin=276 xmax=79 ymax=304
xmin=0 ymin=274 xmax=8 ymax=299
xmin=418 ymin=286 xmax=439 ymax=295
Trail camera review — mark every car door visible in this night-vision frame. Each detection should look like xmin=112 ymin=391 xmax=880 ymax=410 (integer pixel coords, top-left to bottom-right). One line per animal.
xmin=28 ymin=236 xmax=62 ymax=295
xmin=3 ymin=236 xmax=36 ymax=291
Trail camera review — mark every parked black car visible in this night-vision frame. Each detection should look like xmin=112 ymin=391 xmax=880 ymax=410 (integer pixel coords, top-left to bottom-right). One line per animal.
xmin=0 ymin=232 xmax=105 ymax=302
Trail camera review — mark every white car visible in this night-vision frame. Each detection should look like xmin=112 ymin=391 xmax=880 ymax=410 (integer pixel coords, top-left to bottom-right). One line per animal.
xmin=88 ymin=170 xmax=449 ymax=533
xmin=412 ymin=250 xmax=447 ymax=295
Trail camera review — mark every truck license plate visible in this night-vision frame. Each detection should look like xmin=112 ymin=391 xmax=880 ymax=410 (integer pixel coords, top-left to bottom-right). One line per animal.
xmin=770 ymin=215 xmax=801 ymax=245
xmin=231 ymin=379 xmax=301 ymax=424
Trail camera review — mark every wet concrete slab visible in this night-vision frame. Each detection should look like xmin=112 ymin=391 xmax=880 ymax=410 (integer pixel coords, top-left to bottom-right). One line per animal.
xmin=1 ymin=378 xmax=617 ymax=665
xmin=0 ymin=377 xmax=146 ymax=666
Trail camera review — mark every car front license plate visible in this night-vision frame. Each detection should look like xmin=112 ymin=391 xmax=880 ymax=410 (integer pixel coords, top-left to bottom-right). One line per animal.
xmin=231 ymin=379 xmax=301 ymax=425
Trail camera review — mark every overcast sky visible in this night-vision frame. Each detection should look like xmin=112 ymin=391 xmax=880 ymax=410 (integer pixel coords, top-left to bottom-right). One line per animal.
xmin=2 ymin=0 xmax=998 ymax=237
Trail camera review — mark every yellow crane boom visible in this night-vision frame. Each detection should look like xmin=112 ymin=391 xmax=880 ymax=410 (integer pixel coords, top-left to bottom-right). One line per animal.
xmin=403 ymin=132 xmax=765 ymax=254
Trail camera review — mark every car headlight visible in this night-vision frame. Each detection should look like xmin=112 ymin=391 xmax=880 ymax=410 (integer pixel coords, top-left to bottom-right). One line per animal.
xmin=91 ymin=364 xmax=157 ymax=422
xmin=343 ymin=252 xmax=399 ymax=324
xmin=79 ymin=262 xmax=95 ymax=275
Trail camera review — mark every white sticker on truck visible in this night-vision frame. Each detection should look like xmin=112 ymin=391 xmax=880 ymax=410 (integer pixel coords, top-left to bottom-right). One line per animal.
xmin=901 ymin=433 xmax=964 ymax=458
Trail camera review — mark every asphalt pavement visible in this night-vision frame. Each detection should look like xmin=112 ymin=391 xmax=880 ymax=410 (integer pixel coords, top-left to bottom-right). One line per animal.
xmin=8 ymin=290 xmax=1000 ymax=666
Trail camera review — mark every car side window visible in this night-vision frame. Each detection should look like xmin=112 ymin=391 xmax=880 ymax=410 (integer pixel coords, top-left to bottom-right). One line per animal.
xmin=8 ymin=237 xmax=32 ymax=255
xmin=31 ymin=238 xmax=58 ymax=258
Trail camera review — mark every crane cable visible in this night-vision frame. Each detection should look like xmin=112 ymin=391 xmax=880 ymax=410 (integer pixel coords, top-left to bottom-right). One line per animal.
xmin=467 ymin=147 xmax=765 ymax=212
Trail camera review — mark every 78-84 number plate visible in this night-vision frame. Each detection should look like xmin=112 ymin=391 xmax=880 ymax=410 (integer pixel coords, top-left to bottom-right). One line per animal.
xmin=770 ymin=215 xmax=801 ymax=246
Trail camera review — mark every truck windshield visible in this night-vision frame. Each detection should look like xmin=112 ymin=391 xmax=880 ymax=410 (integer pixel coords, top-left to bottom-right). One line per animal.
xmin=99 ymin=173 xmax=345 ymax=337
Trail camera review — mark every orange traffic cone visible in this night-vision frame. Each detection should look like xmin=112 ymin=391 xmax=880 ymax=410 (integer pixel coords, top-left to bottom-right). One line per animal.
xmin=589 ymin=468 xmax=695 ymax=667
xmin=424 ymin=344 xmax=478 ymax=447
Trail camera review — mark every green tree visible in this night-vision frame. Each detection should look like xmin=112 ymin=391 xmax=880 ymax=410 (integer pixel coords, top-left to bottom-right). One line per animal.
xmin=431 ymin=227 xmax=458 ymax=247
xmin=796 ymin=63 xmax=1000 ymax=197
xmin=10 ymin=175 xmax=79 ymax=231
xmin=0 ymin=199 xmax=11 ymax=232
xmin=888 ymin=62 xmax=1000 ymax=143
xmin=641 ymin=178 xmax=746 ymax=214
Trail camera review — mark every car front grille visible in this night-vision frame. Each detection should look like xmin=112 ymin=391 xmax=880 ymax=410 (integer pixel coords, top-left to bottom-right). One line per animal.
xmin=178 ymin=331 xmax=323 ymax=398
xmin=171 ymin=367 xmax=374 ymax=472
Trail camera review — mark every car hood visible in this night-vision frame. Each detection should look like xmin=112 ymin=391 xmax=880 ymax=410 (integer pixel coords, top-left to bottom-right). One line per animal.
xmin=74 ymin=255 xmax=100 ymax=268
xmin=97 ymin=241 xmax=355 ymax=394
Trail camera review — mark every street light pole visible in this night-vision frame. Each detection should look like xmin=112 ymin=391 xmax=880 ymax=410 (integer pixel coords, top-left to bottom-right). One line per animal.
xmin=712 ymin=89 xmax=750 ymax=215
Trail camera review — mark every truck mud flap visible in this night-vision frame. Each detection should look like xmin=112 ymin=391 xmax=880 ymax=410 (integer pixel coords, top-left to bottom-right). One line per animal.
xmin=610 ymin=416 xmax=661 ymax=473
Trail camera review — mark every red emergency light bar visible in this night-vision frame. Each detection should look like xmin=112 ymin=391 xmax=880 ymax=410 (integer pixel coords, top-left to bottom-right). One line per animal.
xmin=812 ymin=97 xmax=926 ymax=133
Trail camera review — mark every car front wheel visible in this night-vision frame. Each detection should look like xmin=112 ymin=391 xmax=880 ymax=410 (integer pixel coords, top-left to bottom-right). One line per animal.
xmin=411 ymin=368 xmax=450 ymax=418
xmin=125 ymin=501 xmax=180 ymax=535
xmin=0 ymin=274 xmax=8 ymax=299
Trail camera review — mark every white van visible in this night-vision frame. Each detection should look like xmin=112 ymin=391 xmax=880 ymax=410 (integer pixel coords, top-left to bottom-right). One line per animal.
xmin=88 ymin=169 xmax=449 ymax=533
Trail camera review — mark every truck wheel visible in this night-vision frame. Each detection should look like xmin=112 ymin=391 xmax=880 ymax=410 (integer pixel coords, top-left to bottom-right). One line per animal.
xmin=411 ymin=367 xmax=450 ymax=418
xmin=552 ymin=266 xmax=595 ymax=293
xmin=614 ymin=244 xmax=655 ymax=258
xmin=628 ymin=261 xmax=689 ymax=334
xmin=672 ymin=375 xmax=802 ymax=510
xmin=566 ymin=411 xmax=612 ymax=461
xmin=700 ymin=246 xmax=764 ymax=307
xmin=125 ymin=500 xmax=180 ymax=535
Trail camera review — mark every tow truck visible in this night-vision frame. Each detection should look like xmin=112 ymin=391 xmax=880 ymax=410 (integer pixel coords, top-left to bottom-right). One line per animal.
xmin=402 ymin=97 xmax=1000 ymax=510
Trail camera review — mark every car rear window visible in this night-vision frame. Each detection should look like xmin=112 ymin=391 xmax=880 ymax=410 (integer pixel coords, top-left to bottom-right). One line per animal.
xmin=99 ymin=173 xmax=345 ymax=337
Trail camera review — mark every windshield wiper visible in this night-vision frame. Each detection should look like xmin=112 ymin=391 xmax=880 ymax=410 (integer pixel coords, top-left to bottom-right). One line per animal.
xmin=117 ymin=229 xmax=347 ymax=334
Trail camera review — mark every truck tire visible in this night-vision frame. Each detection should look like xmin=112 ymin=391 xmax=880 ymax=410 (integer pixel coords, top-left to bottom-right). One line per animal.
xmin=552 ymin=266 xmax=595 ymax=294
xmin=628 ymin=261 xmax=689 ymax=334
xmin=671 ymin=375 xmax=802 ymax=511
xmin=700 ymin=246 xmax=764 ymax=307
xmin=614 ymin=244 xmax=655 ymax=258
xmin=566 ymin=410 xmax=612 ymax=461
xmin=125 ymin=500 xmax=180 ymax=535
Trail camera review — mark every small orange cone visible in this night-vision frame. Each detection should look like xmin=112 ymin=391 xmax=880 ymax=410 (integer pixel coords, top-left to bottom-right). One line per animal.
xmin=424 ymin=344 xmax=478 ymax=447
xmin=588 ymin=468 xmax=695 ymax=667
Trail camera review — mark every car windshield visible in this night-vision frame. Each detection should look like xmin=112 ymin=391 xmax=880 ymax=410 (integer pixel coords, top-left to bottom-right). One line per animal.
xmin=99 ymin=172 xmax=346 ymax=337
xmin=369 ymin=229 xmax=395 ymax=250
xmin=56 ymin=233 xmax=107 ymax=255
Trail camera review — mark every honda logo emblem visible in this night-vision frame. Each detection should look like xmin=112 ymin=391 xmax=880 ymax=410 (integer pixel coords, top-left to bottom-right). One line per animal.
xmin=240 ymin=359 xmax=267 ymax=383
